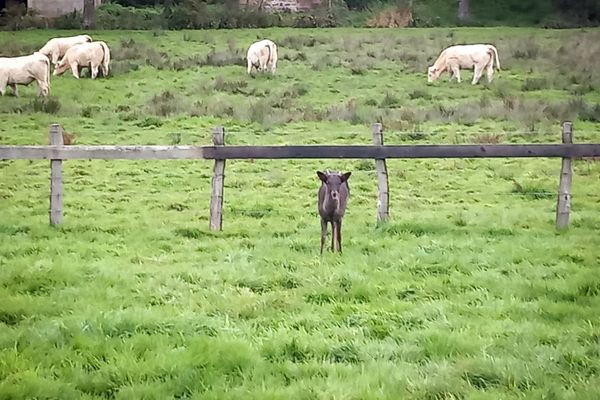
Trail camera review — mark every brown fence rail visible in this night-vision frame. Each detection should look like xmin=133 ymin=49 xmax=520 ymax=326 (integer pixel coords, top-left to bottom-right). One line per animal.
xmin=0 ymin=122 xmax=597 ymax=230
xmin=1 ymin=144 xmax=600 ymax=160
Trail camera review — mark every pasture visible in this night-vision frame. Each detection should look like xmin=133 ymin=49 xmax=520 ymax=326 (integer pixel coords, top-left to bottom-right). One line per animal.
xmin=1 ymin=27 xmax=600 ymax=399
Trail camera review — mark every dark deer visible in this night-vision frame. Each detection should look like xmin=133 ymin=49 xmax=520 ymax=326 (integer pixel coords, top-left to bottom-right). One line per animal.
xmin=317 ymin=170 xmax=351 ymax=254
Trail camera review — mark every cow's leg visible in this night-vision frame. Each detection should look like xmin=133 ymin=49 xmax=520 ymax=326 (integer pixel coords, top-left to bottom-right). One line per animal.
xmin=486 ymin=62 xmax=494 ymax=83
xmin=320 ymin=219 xmax=327 ymax=255
xmin=36 ymin=79 xmax=49 ymax=97
xmin=0 ymin=77 xmax=7 ymax=96
xmin=91 ymin=64 xmax=99 ymax=79
xmin=453 ymin=66 xmax=461 ymax=83
xmin=247 ymin=60 xmax=253 ymax=74
xmin=70 ymin=63 xmax=80 ymax=79
xmin=8 ymin=83 xmax=18 ymax=97
xmin=472 ymin=64 xmax=483 ymax=85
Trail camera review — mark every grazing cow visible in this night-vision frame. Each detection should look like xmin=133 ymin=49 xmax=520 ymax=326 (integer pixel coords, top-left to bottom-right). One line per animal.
xmin=38 ymin=34 xmax=93 ymax=68
xmin=54 ymin=41 xmax=111 ymax=79
xmin=0 ymin=52 xmax=50 ymax=97
xmin=317 ymin=170 xmax=351 ymax=254
xmin=247 ymin=39 xmax=278 ymax=75
xmin=427 ymin=44 xmax=500 ymax=85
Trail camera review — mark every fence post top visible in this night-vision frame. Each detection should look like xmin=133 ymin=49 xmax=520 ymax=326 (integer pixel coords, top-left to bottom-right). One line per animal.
xmin=49 ymin=124 xmax=64 ymax=145
xmin=212 ymin=126 xmax=225 ymax=146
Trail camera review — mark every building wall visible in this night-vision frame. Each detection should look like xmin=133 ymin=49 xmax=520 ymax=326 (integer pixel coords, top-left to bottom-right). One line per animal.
xmin=29 ymin=0 xmax=102 ymax=18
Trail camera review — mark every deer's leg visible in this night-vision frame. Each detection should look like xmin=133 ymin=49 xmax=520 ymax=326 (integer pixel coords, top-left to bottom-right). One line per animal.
xmin=337 ymin=219 xmax=343 ymax=253
xmin=331 ymin=221 xmax=338 ymax=252
xmin=320 ymin=219 xmax=327 ymax=255
xmin=330 ymin=221 xmax=334 ymax=252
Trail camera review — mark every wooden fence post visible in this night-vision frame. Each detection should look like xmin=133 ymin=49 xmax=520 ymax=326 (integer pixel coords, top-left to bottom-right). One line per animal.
xmin=209 ymin=126 xmax=225 ymax=231
xmin=372 ymin=123 xmax=389 ymax=224
xmin=555 ymin=121 xmax=573 ymax=229
xmin=49 ymin=124 xmax=63 ymax=225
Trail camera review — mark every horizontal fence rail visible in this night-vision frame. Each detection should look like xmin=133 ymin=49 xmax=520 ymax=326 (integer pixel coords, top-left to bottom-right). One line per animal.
xmin=2 ymin=144 xmax=600 ymax=160
xmin=0 ymin=122 xmax=597 ymax=230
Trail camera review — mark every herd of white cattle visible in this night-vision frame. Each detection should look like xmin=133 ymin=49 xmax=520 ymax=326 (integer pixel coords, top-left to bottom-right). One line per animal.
xmin=0 ymin=32 xmax=500 ymax=98
xmin=0 ymin=34 xmax=111 ymax=97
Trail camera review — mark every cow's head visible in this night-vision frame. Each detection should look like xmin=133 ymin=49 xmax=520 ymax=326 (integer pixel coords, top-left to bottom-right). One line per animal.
xmin=53 ymin=62 xmax=68 ymax=76
xmin=427 ymin=66 xmax=440 ymax=83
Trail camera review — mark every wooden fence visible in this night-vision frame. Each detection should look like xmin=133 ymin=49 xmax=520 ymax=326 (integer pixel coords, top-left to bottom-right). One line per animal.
xmin=1 ymin=122 xmax=599 ymax=230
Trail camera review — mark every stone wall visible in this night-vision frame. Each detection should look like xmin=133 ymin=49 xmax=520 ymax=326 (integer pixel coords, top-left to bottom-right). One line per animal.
xmin=28 ymin=0 xmax=102 ymax=17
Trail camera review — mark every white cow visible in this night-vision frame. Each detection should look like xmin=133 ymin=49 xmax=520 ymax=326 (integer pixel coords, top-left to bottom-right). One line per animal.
xmin=54 ymin=41 xmax=111 ymax=79
xmin=247 ymin=39 xmax=278 ymax=75
xmin=38 ymin=34 xmax=93 ymax=68
xmin=427 ymin=44 xmax=501 ymax=85
xmin=0 ymin=52 xmax=50 ymax=97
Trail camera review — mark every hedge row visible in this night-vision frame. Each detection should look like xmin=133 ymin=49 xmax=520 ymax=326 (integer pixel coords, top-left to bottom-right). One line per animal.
xmin=1 ymin=0 xmax=598 ymax=30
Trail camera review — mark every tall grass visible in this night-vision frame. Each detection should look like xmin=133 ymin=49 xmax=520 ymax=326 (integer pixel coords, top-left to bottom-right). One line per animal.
xmin=0 ymin=27 xmax=599 ymax=399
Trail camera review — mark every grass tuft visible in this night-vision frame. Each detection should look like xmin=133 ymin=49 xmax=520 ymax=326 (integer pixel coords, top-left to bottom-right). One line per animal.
xmin=409 ymin=89 xmax=432 ymax=100
xmin=522 ymin=77 xmax=550 ymax=91
xmin=213 ymin=75 xmax=248 ymax=93
xmin=328 ymin=343 xmax=361 ymax=364
xmin=174 ymin=227 xmax=213 ymax=239
xmin=28 ymin=96 xmax=61 ymax=114
xmin=147 ymin=90 xmax=186 ymax=116
xmin=511 ymin=180 xmax=554 ymax=199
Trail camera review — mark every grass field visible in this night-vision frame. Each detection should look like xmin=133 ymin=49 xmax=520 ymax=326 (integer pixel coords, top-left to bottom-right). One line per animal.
xmin=1 ymin=27 xmax=600 ymax=399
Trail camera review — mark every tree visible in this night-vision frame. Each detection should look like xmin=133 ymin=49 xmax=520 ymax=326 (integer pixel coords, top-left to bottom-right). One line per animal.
xmin=83 ymin=0 xmax=96 ymax=29
xmin=457 ymin=0 xmax=469 ymax=23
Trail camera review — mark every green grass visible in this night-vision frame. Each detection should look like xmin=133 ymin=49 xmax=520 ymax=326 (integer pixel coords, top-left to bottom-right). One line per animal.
xmin=0 ymin=27 xmax=599 ymax=399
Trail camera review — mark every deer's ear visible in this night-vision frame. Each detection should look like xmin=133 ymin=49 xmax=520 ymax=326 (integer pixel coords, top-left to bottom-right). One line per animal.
xmin=341 ymin=172 xmax=351 ymax=182
xmin=317 ymin=171 xmax=327 ymax=182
